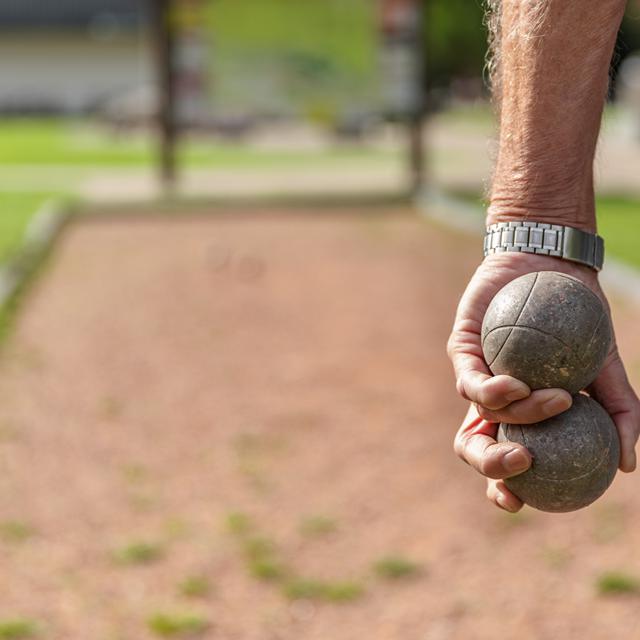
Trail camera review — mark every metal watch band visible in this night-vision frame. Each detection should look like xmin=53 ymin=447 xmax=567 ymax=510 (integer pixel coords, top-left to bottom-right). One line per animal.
xmin=483 ymin=221 xmax=604 ymax=271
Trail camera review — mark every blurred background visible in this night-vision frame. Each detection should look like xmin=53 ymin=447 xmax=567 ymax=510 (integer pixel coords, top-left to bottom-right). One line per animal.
xmin=2 ymin=1 xmax=640 ymax=639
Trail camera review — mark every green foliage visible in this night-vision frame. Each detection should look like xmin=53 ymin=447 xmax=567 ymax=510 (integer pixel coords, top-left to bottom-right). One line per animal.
xmin=0 ymin=619 xmax=39 ymax=640
xmin=597 ymin=571 xmax=640 ymax=595
xmin=373 ymin=555 xmax=422 ymax=580
xmin=424 ymin=0 xmax=488 ymax=91
xmin=112 ymin=541 xmax=164 ymax=566
xmin=147 ymin=612 xmax=210 ymax=637
xmin=178 ymin=576 xmax=212 ymax=599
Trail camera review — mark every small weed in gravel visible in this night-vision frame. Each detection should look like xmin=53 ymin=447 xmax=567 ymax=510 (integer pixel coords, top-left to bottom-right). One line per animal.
xmin=178 ymin=576 xmax=212 ymax=599
xmin=112 ymin=541 xmax=164 ymax=566
xmin=147 ymin=612 xmax=210 ymax=637
xmin=225 ymin=512 xmax=252 ymax=536
xmin=0 ymin=618 xmax=40 ymax=639
xmin=597 ymin=571 xmax=640 ymax=595
xmin=242 ymin=536 xmax=289 ymax=581
xmin=0 ymin=521 xmax=35 ymax=544
xmin=596 ymin=571 xmax=640 ymax=595
xmin=283 ymin=578 xmax=364 ymax=603
xmin=373 ymin=555 xmax=422 ymax=580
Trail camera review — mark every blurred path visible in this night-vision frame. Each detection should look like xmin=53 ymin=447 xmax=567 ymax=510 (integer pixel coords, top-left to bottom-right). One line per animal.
xmin=1 ymin=208 xmax=640 ymax=639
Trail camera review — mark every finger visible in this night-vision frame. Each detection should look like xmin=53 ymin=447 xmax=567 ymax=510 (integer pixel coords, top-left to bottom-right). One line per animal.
xmin=486 ymin=478 xmax=524 ymax=513
xmin=476 ymin=388 xmax=573 ymax=424
xmin=454 ymin=406 xmax=532 ymax=479
xmin=613 ymin=409 xmax=639 ymax=473
xmin=589 ymin=351 xmax=640 ymax=473
xmin=459 ymin=369 xmax=531 ymax=409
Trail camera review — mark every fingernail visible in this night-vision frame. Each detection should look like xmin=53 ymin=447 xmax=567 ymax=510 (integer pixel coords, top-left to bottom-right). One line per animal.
xmin=496 ymin=493 xmax=514 ymax=512
xmin=503 ymin=448 xmax=530 ymax=474
xmin=542 ymin=393 xmax=572 ymax=417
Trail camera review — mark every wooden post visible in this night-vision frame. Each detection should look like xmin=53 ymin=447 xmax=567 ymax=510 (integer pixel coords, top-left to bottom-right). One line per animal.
xmin=149 ymin=0 xmax=177 ymax=191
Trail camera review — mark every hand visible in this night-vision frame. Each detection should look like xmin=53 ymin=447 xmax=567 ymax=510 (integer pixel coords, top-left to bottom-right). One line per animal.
xmin=448 ymin=251 xmax=640 ymax=512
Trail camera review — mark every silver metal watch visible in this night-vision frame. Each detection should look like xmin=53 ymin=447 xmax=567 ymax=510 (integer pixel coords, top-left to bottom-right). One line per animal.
xmin=484 ymin=221 xmax=604 ymax=271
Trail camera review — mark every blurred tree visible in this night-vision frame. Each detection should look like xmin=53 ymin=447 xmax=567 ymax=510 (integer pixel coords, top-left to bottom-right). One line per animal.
xmin=423 ymin=0 xmax=487 ymax=97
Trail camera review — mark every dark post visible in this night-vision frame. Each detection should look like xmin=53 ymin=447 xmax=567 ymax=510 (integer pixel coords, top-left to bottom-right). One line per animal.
xmin=380 ymin=0 xmax=426 ymax=198
xmin=408 ymin=0 xmax=425 ymax=198
xmin=149 ymin=0 xmax=177 ymax=191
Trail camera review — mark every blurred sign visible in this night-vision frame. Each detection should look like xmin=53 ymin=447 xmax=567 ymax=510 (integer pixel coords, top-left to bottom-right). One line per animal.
xmin=379 ymin=0 xmax=424 ymax=117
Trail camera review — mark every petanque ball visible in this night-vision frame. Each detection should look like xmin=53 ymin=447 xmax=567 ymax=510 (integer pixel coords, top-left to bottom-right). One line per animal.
xmin=482 ymin=271 xmax=611 ymax=393
xmin=497 ymin=394 xmax=620 ymax=512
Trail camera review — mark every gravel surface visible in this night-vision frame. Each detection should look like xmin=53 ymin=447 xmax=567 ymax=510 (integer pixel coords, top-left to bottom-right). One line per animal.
xmin=1 ymin=208 xmax=640 ymax=639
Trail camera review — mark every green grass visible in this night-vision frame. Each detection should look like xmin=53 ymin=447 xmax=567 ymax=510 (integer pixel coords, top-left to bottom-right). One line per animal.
xmin=373 ymin=555 xmax=422 ymax=580
xmin=0 ymin=193 xmax=58 ymax=263
xmin=0 ymin=619 xmax=39 ymax=640
xmin=147 ymin=612 xmax=210 ymax=637
xmin=0 ymin=119 xmax=392 ymax=169
xmin=596 ymin=571 xmax=640 ymax=595
xmin=596 ymin=197 xmax=640 ymax=269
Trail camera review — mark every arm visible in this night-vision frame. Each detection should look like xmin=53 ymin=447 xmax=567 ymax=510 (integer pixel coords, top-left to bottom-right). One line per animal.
xmin=447 ymin=0 xmax=640 ymax=512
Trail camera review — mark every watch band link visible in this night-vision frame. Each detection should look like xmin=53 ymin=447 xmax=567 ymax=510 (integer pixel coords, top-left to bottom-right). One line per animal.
xmin=484 ymin=221 xmax=604 ymax=271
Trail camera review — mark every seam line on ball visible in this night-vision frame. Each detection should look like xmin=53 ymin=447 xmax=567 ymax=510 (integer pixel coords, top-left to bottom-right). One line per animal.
xmin=487 ymin=272 xmax=539 ymax=368
xmin=483 ymin=324 xmax=574 ymax=352
xmin=580 ymin=311 xmax=608 ymax=371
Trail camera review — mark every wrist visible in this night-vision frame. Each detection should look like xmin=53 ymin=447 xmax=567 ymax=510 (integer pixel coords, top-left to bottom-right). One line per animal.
xmin=486 ymin=202 xmax=597 ymax=234
xmin=488 ymin=173 xmax=597 ymax=233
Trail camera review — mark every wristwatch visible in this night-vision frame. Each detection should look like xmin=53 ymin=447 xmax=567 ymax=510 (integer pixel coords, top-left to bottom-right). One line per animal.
xmin=484 ymin=221 xmax=604 ymax=271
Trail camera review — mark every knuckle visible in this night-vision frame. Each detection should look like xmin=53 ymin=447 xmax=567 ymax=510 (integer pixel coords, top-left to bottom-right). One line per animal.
xmin=453 ymin=433 xmax=469 ymax=462
xmin=476 ymin=404 xmax=497 ymax=423
xmin=456 ymin=378 xmax=468 ymax=400
xmin=446 ymin=334 xmax=456 ymax=359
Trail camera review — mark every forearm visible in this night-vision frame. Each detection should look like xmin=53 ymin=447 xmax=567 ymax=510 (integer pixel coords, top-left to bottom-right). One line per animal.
xmin=487 ymin=0 xmax=627 ymax=233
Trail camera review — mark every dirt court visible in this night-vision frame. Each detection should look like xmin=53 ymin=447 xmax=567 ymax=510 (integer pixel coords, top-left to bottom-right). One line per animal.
xmin=1 ymin=207 xmax=640 ymax=640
